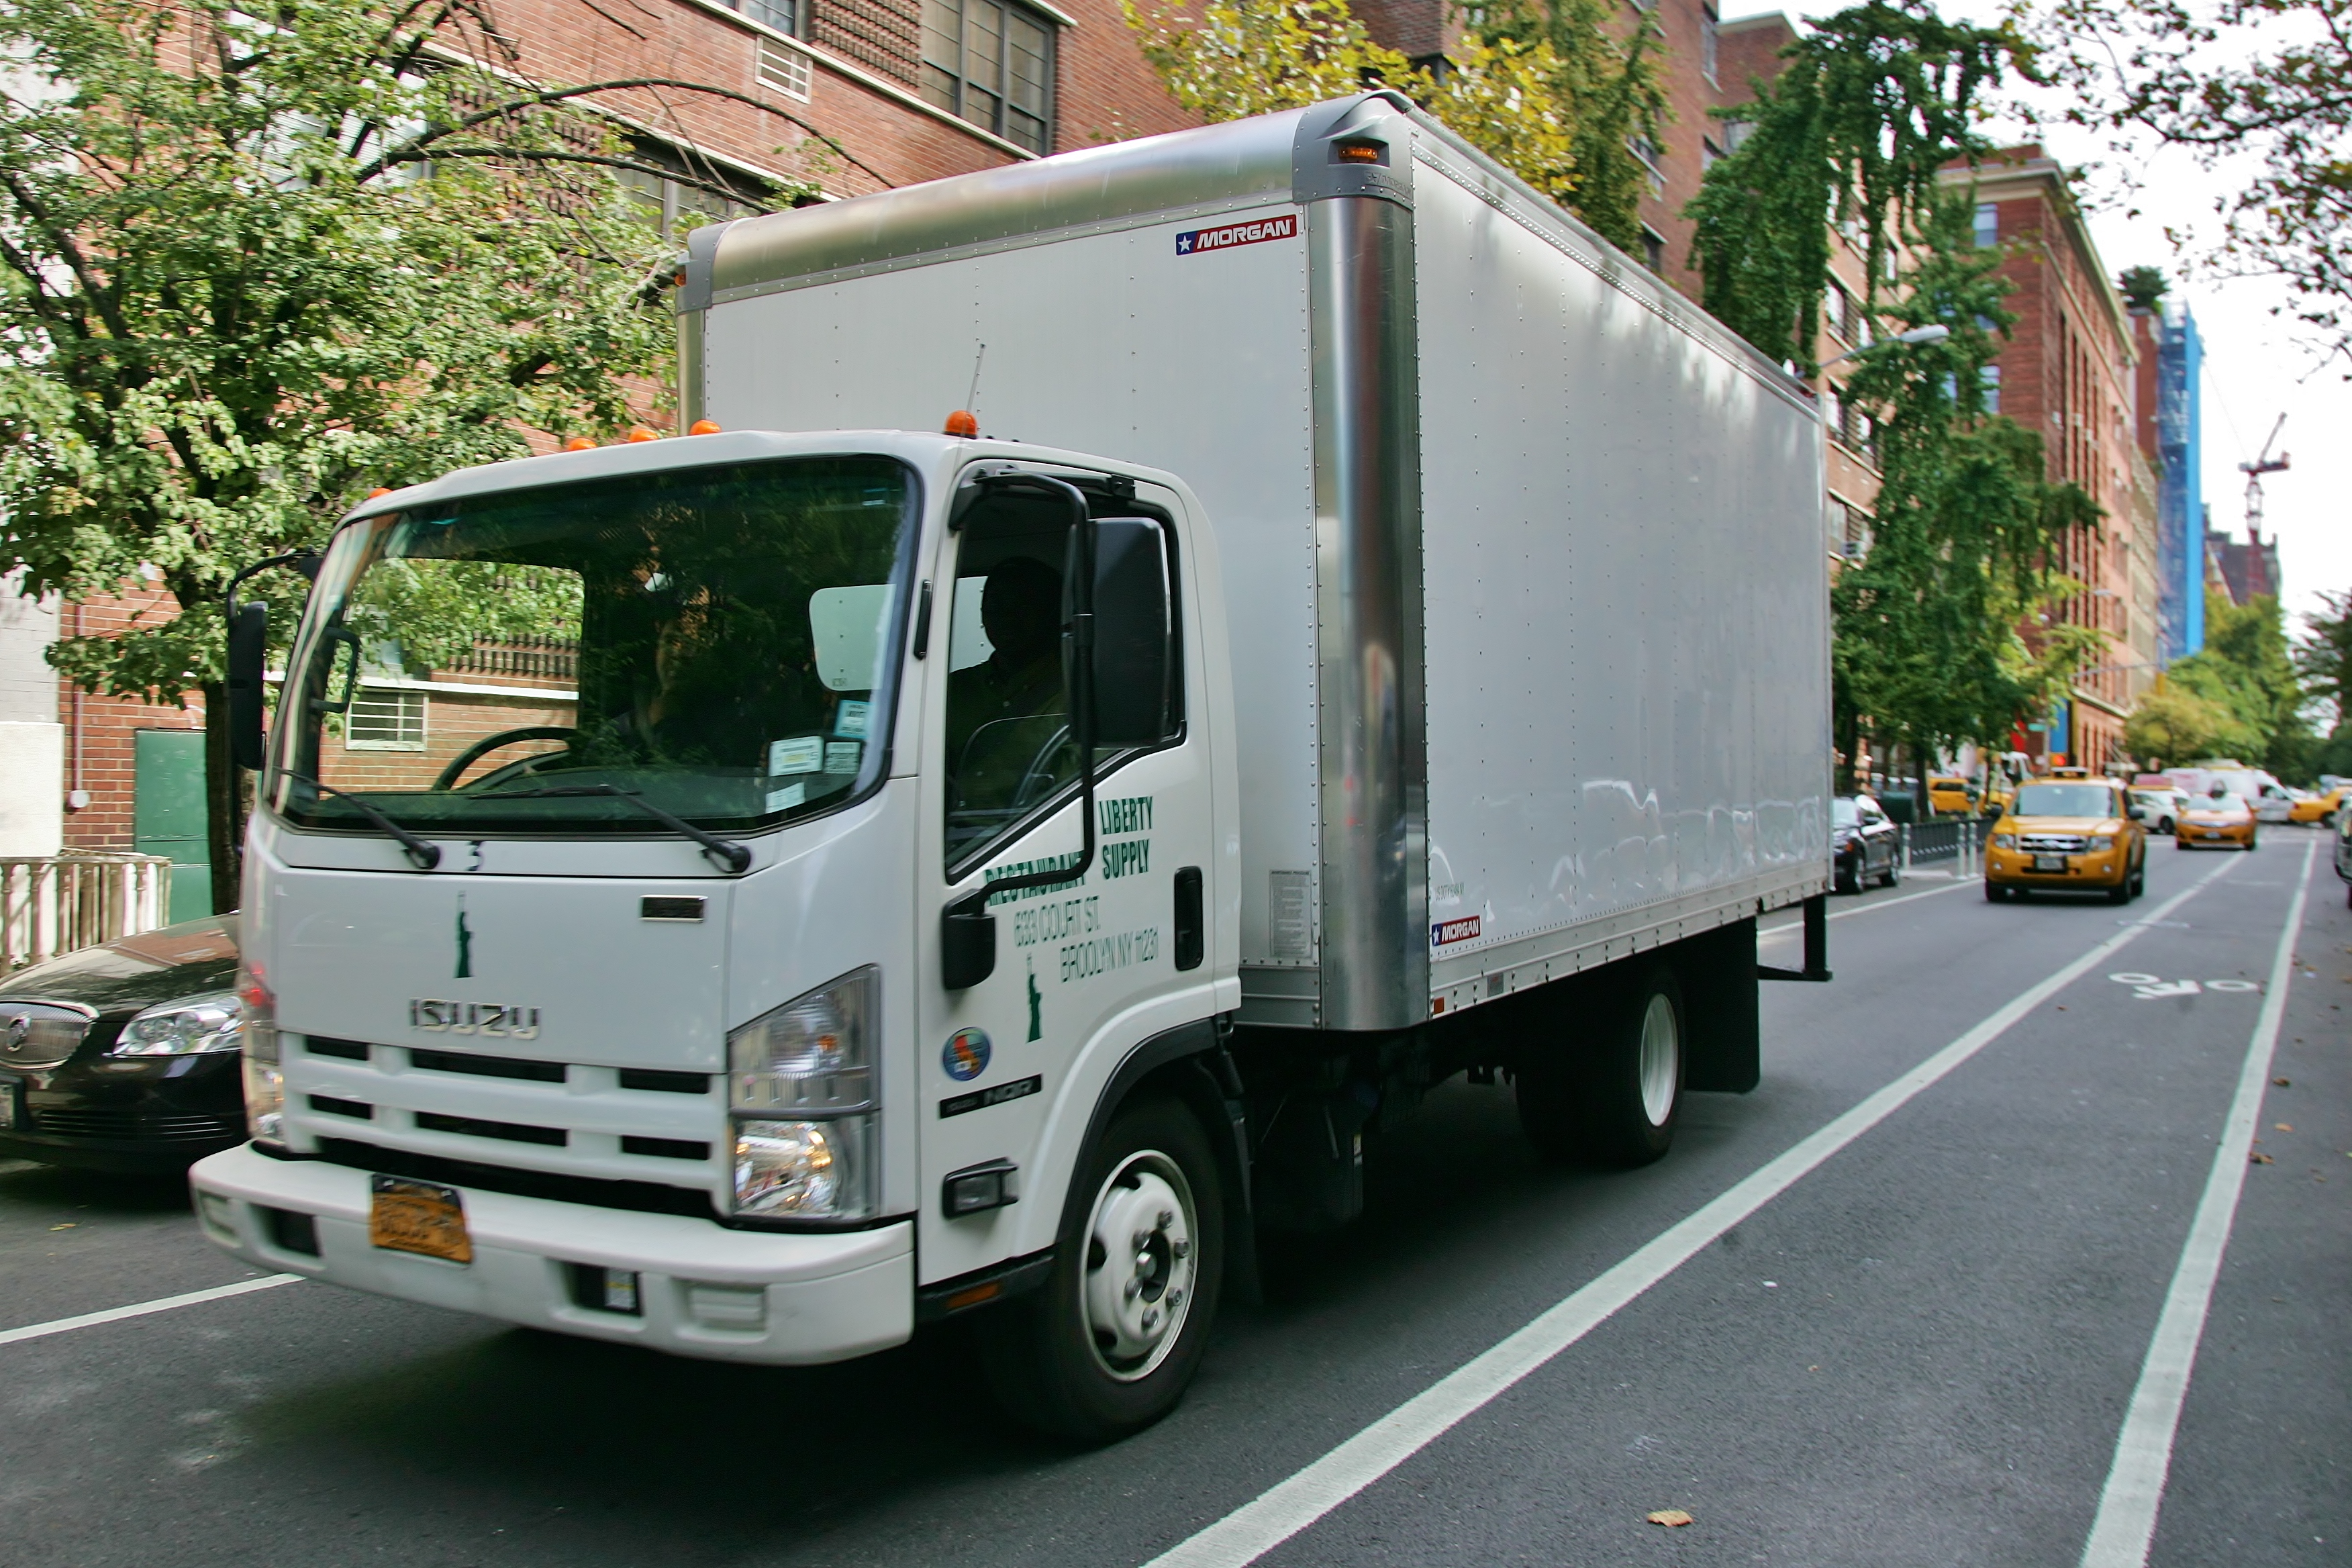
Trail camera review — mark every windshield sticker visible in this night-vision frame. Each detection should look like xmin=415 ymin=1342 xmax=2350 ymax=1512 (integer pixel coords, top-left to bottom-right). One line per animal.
xmin=1176 ymin=213 xmax=1298 ymax=256
xmin=765 ymin=783 xmax=806 ymax=814
xmin=823 ymin=741 xmax=861 ymax=775
xmin=834 ymin=699 xmax=871 ymax=738
xmin=939 ymin=1074 xmax=1042 ymax=1118
xmin=768 ymin=736 xmax=823 ymax=775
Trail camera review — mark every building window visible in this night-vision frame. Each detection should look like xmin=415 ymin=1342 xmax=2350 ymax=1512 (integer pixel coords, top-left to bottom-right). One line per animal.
xmin=616 ymin=140 xmax=769 ymax=237
xmin=1702 ymin=137 xmax=1724 ymax=172
xmin=1628 ymin=136 xmax=1665 ymax=195
xmin=1722 ymin=118 xmax=1752 ymax=152
xmin=922 ymin=0 xmax=1055 ymax=154
xmin=1980 ymin=363 xmax=2002 ymax=414
xmin=1973 ymin=201 xmax=1998 ymax=248
xmin=759 ymin=37 xmax=814 ymax=100
xmin=1640 ymin=226 xmax=1666 ymax=271
xmin=723 ymin=0 xmax=800 ymax=36
xmin=346 ymin=688 xmax=426 ymax=752
xmin=1701 ymin=5 xmax=1719 ymax=84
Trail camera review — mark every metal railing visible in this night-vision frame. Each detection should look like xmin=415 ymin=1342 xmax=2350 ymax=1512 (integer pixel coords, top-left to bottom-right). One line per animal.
xmin=2 ymin=853 xmax=173 ymax=974
xmin=1898 ymin=817 xmax=1994 ymax=879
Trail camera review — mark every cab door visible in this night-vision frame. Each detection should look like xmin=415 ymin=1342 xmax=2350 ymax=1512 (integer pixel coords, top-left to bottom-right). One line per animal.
xmin=912 ymin=471 xmax=1211 ymax=1287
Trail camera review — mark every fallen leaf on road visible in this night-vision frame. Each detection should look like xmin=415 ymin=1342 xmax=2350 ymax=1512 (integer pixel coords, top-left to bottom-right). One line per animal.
xmin=2276 ymin=1123 xmax=2294 ymax=1132
xmin=48 ymin=1223 xmax=73 ymax=1231
xmin=1647 ymin=1510 xmax=1694 ymax=1528
xmin=2251 ymin=1153 xmax=2275 ymax=1164
xmin=2275 ymin=1077 xmax=2291 ymax=1086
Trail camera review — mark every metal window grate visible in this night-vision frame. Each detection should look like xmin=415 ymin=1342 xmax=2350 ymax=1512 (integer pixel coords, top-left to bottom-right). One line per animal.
xmin=346 ymin=687 xmax=425 ymax=751
xmin=760 ymin=38 xmax=813 ymax=100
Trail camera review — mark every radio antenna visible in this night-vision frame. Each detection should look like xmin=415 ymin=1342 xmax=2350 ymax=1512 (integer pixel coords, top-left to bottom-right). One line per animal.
xmin=965 ymin=343 xmax=987 ymax=416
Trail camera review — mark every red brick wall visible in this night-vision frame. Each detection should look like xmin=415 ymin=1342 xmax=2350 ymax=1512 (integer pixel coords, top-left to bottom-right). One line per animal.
xmin=1055 ymin=0 xmax=1199 ymax=147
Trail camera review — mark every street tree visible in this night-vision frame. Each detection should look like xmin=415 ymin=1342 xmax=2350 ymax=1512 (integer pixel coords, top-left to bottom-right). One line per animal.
xmin=1684 ymin=0 xmax=2022 ymax=373
xmin=1122 ymin=0 xmax=1665 ymax=250
xmin=2122 ymin=681 xmax=2260 ymax=768
xmin=2169 ymin=591 xmax=2316 ymax=776
xmin=0 ymin=0 xmax=819 ymax=912
xmin=2037 ymin=0 xmax=2352 ymax=369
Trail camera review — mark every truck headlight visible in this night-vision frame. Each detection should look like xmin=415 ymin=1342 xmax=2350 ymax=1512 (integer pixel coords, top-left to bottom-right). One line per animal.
xmin=236 ymin=963 xmax=285 ymax=1147
xmin=728 ymin=967 xmax=877 ymax=1222
xmin=111 ymin=991 xmax=244 ymax=1057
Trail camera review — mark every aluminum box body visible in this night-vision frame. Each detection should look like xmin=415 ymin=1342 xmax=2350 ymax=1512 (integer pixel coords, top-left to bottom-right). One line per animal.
xmin=684 ymin=93 xmax=1830 ymax=1033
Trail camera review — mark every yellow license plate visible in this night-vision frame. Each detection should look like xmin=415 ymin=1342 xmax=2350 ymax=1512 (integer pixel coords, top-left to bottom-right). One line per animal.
xmin=369 ymin=1174 xmax=473 ymax=1263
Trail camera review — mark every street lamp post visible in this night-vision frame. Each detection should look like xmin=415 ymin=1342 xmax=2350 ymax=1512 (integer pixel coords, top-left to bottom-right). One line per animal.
xmin=1818 ymin=323 xmax=1951 ymax=371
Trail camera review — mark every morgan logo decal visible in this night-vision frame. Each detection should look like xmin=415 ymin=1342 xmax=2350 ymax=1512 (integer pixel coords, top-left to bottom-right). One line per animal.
xmin=1175 ymin=213 xmax=1298 ymax=256
xmin=1431 ymin=915 xmax=1483 ymax=948
xmin=409 ymin=999 xmax=541 ymax=1039
xmin=943 ymin=1026 xmax=992 ymax=1082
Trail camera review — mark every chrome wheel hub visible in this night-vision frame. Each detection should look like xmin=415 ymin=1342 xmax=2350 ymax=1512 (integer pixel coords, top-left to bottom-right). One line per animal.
xmin=1081 ymin=1150 xmax=1196 ymax=1381
xmin=1637 ymin=992 xmax=1679 ymax=1127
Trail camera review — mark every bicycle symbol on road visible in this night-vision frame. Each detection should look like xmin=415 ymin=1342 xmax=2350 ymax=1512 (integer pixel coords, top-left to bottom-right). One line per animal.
xmin=2108 ymin=973 xmax=2262 ymax=999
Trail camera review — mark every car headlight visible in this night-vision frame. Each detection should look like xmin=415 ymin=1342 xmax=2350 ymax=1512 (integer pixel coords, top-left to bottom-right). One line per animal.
xmin=236 ymin=963 xmax=285 ymax=1147
xmin=728 ymin=967 xmax=878 ymax=1222
xmin=111 ymin=991 xmax=244 ymax=1057
xmin=1992 ymin=834 xmax=2016 ymax=850
xmin=2092 ymin=830 xmax=2120 ymax=846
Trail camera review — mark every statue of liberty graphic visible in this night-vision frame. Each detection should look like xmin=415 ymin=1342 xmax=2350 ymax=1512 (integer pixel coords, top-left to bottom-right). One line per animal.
xmin=454 ymin=897 xmax=474 ymax=979
xmin=1026 ymin=958 xmax=1042 ymax=1043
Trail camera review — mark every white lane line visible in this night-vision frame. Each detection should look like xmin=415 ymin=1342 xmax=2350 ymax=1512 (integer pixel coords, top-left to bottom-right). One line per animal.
xmin=2077 ymin=837 xmax=2316 ymax=1568
xmin=1759 ymin=876 xmax=1977 ymax=938
xmin=1144 ymin=854 xmax=2243 ymax=1568
xmin=0 ymin=1273 xmax=302 ymax=1349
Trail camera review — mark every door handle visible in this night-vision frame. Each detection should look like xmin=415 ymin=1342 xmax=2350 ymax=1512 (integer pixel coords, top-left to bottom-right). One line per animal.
xmin=1173 ymin=866 xmax=1203 ymax=971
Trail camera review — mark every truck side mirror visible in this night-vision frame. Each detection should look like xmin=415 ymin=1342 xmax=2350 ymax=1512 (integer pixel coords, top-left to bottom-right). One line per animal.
xmin=1073 ymin=518 xmax=1173 ymax=749
xmin=228 ymin=600 xmax=269 ymax=771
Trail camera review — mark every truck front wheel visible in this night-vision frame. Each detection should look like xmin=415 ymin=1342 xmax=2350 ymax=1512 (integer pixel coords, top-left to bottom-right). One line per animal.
xmin=1516 ymin=964 xmax=1684 ymax=1168
xmin=977 ymin=1095 xmax=1224 ymax=1443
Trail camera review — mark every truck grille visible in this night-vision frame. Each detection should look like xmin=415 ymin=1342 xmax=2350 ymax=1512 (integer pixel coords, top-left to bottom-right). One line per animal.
xmin=315 ymin=1138 xmax=720 ymax=1220
xmin=0 ymin=1003 xmax=93 ymax=1069
xmin=2020 ymin=834 xmax=2090 ymax=853
xmin=285 ymin=1034 xmax=723 ymax=1202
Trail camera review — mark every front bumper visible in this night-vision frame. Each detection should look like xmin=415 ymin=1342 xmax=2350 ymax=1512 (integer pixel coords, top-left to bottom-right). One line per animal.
xmin=0 ymin=1057 xmax=244 ymax=1173
xmin=2177 ymin=823 xmax=2253 ymax=846
xmin=189 ymin=1144 xmax=914 ymax=1365
xmin=1985 ymin=848 xmax=2128 ymax=887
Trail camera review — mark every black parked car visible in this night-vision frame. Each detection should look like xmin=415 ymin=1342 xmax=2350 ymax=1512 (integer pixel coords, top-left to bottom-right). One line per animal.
xmin=0 ymin=916 xmax=245 ymax=1173
xmin=1832 ymin=794 xmax=1901 ymax=894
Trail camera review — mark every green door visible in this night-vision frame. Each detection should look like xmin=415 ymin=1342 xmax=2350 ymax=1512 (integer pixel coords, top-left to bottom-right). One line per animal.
xmin=134 ymin=728 xmax=211 ymax=921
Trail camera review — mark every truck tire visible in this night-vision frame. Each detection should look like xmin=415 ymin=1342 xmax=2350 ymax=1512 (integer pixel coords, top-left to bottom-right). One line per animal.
xmin=977 ymin=1095 xmax=1224 ymax=1443
xmin=1516 ymin=963 xmax=1683 ymax=1168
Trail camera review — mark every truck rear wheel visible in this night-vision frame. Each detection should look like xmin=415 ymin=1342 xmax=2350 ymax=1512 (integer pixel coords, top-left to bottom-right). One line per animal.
xmin=1516 ymin=963 xmax=1684 ymax=1168
xmin=977 ymin=1095 xmax=1224 ymax=1444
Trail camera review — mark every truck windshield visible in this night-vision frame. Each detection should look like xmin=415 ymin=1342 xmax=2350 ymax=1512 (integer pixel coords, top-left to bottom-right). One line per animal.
xmin=269 ymin=456 xmax=918 ymax=838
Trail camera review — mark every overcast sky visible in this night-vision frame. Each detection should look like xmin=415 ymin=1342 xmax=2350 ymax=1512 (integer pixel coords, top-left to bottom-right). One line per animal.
xmin=1731 ymin=2 xmax=2347 ymax=633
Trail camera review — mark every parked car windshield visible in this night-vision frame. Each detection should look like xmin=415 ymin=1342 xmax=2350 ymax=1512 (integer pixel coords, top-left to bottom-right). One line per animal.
xmin=271 ymin=456 xmax=919 ymax=836
xmin=1832 ymin=797 xmax=1865 ymax=826
xmin=2013 ymin=784 xmax=2115 ymax=818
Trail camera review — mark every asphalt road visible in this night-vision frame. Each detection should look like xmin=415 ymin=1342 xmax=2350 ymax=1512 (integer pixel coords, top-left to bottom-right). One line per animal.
xmin=3 ymin=833 xmax=2345 ymax=1567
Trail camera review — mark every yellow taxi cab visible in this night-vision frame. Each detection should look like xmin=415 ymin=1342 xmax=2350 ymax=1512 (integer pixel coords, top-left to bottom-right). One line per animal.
xmin=2176 ymin=787 xmax=2259 ymax=850
xmin=1983 ymin=772 xmax=2146 ymax=903
xmin=1928 ymin=776 xmax=1977 ymax=816
xmin=2288 ymin=786 xmax=2345 ymax=825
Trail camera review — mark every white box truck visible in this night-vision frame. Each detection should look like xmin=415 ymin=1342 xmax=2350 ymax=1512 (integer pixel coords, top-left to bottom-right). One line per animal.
xmin=193 ymin=92 xmax=1830 ymax=1439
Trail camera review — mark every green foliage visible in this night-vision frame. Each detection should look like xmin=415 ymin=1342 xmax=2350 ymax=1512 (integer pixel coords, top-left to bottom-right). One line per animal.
xmin=1683 ymin=0 xmax=2023 ymax=371
xmin=0 ymin=0 xmax=809 ymax=705
xmin=2037 ymin=0 xmax=2352 ymax=368
xmin=2122 ymin=681 xmax=2259 ymax=768
xmin=2295 ymin=586 xmax=2352 ymax=721
xmin=2117 ymin=264 xmax=2167 ymax=311
xmin=1121 ymin=0 xmax=1665 ymax=250
xmin=2164 ymin=591 xmax=2314 ymax=775
xmin=1828 ymin=195 xmax=2103 ymax=775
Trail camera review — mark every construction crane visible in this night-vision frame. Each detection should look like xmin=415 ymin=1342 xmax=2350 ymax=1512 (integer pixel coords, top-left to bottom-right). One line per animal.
xmin=2239 ymin=413 xmax=2290 ymax=536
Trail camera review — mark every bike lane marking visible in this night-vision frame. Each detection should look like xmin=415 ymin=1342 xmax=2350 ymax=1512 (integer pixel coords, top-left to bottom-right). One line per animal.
xmin=2077 ymin=837 xmax=2317 ymax=1568
xmin=1143 ymin=852 xmax=2245 ymax=1568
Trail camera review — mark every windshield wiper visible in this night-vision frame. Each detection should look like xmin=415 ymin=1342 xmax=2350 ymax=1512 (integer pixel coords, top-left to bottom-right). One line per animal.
xmin=473 ymin=783 xmax=752 ymax=874
xmin=283 ymin=771 xmax=441 ymax=870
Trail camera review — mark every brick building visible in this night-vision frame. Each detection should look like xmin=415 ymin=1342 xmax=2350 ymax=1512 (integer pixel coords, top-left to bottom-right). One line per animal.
xmin=24 ymin=0 xmax=1202 ymax=912
xmin=2206 ymin=521 xmax=2283 ymax=607
xmin=1944 ymin=146 xmax=2154 ymax=775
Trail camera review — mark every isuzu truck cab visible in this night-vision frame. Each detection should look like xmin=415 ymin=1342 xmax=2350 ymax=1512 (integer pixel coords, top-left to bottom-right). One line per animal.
xmin=193 ymin=93 xmax=1831 ymax=1440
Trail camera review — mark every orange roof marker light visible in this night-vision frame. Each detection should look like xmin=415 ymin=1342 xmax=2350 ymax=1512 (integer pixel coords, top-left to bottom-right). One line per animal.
xmin=563 ymin=436 xmax=598 ymax=452
xmin=944 ymin=410 xmax=979 ymax=438
xmin=626 ymin=426 xmax=661 ymax=444
xmin=689 ymin=420 xmax=722 ymax=436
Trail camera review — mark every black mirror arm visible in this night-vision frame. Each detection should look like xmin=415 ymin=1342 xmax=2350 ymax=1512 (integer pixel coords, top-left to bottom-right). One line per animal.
xmin=224 ymin=547 xmax=323 ymax=617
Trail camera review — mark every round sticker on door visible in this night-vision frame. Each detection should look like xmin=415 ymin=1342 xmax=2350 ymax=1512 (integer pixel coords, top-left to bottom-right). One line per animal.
xmin=942 ymin=1027 xmax=992 ymax=1081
